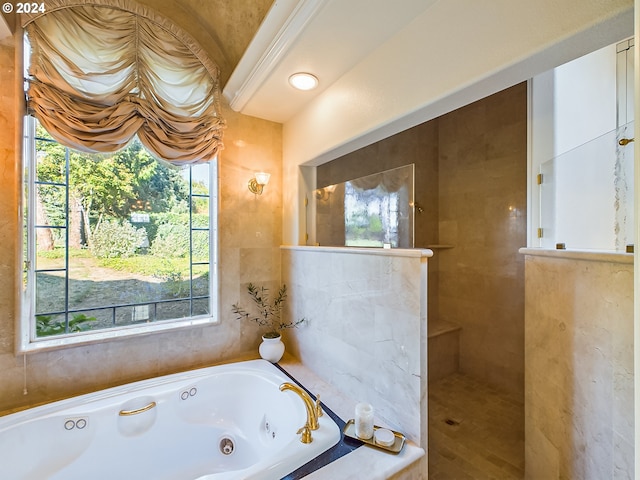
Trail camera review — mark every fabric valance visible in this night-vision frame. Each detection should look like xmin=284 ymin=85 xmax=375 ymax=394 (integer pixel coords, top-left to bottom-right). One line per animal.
xmin=350 ymin=165 xmax=413 ymax=193
xmin=23 ymin=0 xmax=224 ymax=164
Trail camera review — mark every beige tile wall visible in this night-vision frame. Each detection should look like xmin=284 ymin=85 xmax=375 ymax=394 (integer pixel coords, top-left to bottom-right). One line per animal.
xmin=523 ymin=252 xmax=634 ymax=479
xmin=316 ymin=114 xmax=440 ymax=348
xmin=0 ymin=38 xmax=283 ymax=416
xmin=316 ymin=84 xmax=527 ymax=397
xmin=437 ymin=83 xmax=527 ymax=397
xmin=281 ymin=246 xmax=429 ymax=446
xmin=0 ymin=39 xmax=21 ymax=412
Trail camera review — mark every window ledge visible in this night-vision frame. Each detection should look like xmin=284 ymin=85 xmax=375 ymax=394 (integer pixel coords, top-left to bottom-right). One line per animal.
xmin=18 ymin=316 xmax=219 ymax=354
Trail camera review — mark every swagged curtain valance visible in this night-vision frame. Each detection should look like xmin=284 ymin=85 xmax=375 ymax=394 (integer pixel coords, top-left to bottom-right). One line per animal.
xmin=350 ymin=166 xmax=412 ymax=193
xmin=22 ymin=0 xmax=224 ymax=164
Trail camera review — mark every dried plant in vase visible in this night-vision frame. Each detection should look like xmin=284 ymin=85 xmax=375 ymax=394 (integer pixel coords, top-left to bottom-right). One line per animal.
xmin=232 ymin=283 xmax=305 ymax=337
xmin=232 ymin=283 xmax=305 ymax=363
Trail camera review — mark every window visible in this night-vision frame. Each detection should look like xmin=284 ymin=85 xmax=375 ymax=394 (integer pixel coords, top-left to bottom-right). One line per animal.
xmin=20 ymin=4 xmax=223 ymax=351
xmin=20 ymin=117 xmax=218 ymax=351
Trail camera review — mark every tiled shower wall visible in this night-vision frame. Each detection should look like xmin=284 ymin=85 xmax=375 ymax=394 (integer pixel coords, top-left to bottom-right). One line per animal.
xmin=316 ymin=83 xmax=527 ymax=397
xmin=523 ymin=251 xmax=633 ymax=479
xmin=437 ymin=83 xmax=527 ymax=397
xmin=281 ymin=246 xmax=429 ymax=446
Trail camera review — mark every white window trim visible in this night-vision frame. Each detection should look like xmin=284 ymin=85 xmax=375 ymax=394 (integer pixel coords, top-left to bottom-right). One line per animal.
xmin=18 ymin=116 xmax=220 ymax=353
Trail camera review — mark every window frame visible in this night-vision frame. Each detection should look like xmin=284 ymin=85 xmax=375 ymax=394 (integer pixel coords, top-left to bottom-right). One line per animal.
xmin=18 ymin=116 xmax=220 ymax=353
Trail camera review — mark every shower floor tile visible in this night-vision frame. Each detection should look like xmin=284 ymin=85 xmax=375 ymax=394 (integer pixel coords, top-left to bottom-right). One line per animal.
xmin=428 ymin=373 xmax=524 ymax=479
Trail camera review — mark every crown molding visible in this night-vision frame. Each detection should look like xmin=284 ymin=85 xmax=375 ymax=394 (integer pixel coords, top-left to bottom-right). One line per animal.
xmin=223 ymin=0 xmax=328 ymax=112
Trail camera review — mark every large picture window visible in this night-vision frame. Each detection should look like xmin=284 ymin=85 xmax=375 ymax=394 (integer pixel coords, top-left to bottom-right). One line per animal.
xmin=19 ymin=2 xmax=223 ymax=350
xmin=21 ymin=117 xmax=218 ymax=350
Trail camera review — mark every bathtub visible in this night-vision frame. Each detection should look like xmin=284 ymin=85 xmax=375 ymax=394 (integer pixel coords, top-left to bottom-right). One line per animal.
xmin=0 ymin=359 xmax=341 ymax=480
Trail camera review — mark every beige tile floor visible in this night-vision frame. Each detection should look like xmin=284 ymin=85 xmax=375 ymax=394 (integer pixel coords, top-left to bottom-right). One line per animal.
xmin=428 ymin=373 xmax=524 ymax=479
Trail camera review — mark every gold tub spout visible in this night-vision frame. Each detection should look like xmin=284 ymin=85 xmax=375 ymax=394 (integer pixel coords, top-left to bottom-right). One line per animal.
xmin=279 ymin=382 xmax=320 ymax=443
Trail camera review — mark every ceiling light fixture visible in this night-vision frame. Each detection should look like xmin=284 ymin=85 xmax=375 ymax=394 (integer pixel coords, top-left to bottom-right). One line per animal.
xmin=288 ymin=72 xmax=318 ymax=91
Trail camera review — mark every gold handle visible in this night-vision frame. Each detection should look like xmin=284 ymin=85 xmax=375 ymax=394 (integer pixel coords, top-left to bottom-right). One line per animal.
xmin=315 ymin=394 xmax=323 ymax=418
xmin=296 ymin=423 xmax=313 ymax=444
xmin=119 ymin=401 xmax=157 ymax=416
xmin=619 ymin=138 xmax=634 ymax=146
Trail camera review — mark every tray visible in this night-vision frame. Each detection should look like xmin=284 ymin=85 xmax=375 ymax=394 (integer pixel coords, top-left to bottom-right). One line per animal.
xmin=342 ymin=419 xmax=405 ymax=454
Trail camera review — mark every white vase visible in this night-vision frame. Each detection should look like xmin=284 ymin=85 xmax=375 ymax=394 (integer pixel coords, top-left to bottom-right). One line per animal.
xmin=259 ymin=334 xmax=285 ymax=363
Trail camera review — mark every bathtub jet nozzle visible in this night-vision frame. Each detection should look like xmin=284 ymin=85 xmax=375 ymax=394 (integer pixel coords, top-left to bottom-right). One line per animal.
xmin=279 ymin=382 xmax=319 ymax=443
xmin=219 ymin=437 xmax=234 ymax=455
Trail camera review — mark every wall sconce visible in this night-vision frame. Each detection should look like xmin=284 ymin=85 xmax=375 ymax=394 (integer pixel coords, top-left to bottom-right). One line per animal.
xmin=315 ymin=184 xmax=336 ymax=200
xmin=248 ymin=172 xmax=270 ymax=195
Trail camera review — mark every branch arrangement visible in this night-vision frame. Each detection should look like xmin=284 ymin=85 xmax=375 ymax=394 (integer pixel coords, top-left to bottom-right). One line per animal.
xmin=232 ymin=283 xmax=305 ymax=336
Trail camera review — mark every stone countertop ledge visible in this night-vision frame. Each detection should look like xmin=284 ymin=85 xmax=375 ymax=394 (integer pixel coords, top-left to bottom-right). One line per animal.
xmin=278 ymin=355 xmax=425 ymax=480
xmin=519 ymin=247 xmax=633 ymax=264
xmin=281 ymin=245 xmax=433 ymax=258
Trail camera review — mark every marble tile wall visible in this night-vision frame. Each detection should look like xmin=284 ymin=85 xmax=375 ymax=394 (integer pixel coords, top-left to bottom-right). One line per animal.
xmin=316 ymin=120 xmax=440 ymax=322
xmin=437 ymin=83 xmax=527 ymax=397
xmin=316 ymin=84 xmax=527 ymax=398
xmin=0 ymin=40 xmax=21 ymax=410
xmin=0 ymin=38 xmax=284 ymax=415
xmin=281 ymin=246 xmax=429 ymax=446
xmin=523 ymin=251 xmax=634 ymax=479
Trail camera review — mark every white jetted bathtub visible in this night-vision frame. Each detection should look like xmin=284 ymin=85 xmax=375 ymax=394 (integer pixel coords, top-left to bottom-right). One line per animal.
xmin=0 ymin=359 xmax=341 ymax=479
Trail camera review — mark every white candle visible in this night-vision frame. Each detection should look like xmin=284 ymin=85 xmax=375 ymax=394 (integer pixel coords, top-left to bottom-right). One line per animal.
xmin=374 ymin=428 xmax=395 ymax=447
xmin=354 ymin=402 xmax=374 ymax=439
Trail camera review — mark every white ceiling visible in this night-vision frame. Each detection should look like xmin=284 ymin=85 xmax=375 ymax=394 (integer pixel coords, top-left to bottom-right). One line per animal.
xmin=226 ymin=0 xmax=633 ymax=169
xmin=223 ymin=0 xmax=439 ymax=124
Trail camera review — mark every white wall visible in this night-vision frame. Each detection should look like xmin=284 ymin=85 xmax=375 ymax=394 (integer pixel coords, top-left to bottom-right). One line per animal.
xmin=553 ymin=45 xmax=617 ymax=251
xmin=531 ymin=44 xmax=630 ymax=250
xmin=554 ymin=45 xmax=618 ymax=155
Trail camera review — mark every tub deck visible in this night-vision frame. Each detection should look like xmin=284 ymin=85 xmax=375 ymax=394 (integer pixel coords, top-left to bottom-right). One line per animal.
xmin=279 ymin=357 xmax=426 ymax=479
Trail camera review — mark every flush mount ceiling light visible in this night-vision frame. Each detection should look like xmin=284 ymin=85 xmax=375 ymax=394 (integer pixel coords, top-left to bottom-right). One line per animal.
xmin=288 ymin=72 xmax=318 ymax=91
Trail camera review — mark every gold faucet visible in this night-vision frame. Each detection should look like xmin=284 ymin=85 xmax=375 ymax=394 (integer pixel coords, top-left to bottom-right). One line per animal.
xmin=280 ymin=382 xmax=320 ymax=443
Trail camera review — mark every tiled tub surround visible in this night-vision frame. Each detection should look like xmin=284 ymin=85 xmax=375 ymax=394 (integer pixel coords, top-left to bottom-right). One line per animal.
xmin=0 ymin=354 xmax=425 ymax=480
xmin=521 ymin=248 xmax=634 ymax=479
xmin=0 ymin=360 xmax=342 ymax=480
xmin=280 ymin=357 xmax=426 ymax=480
xmin=281 ymin=246 xmax=430 ymax=471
